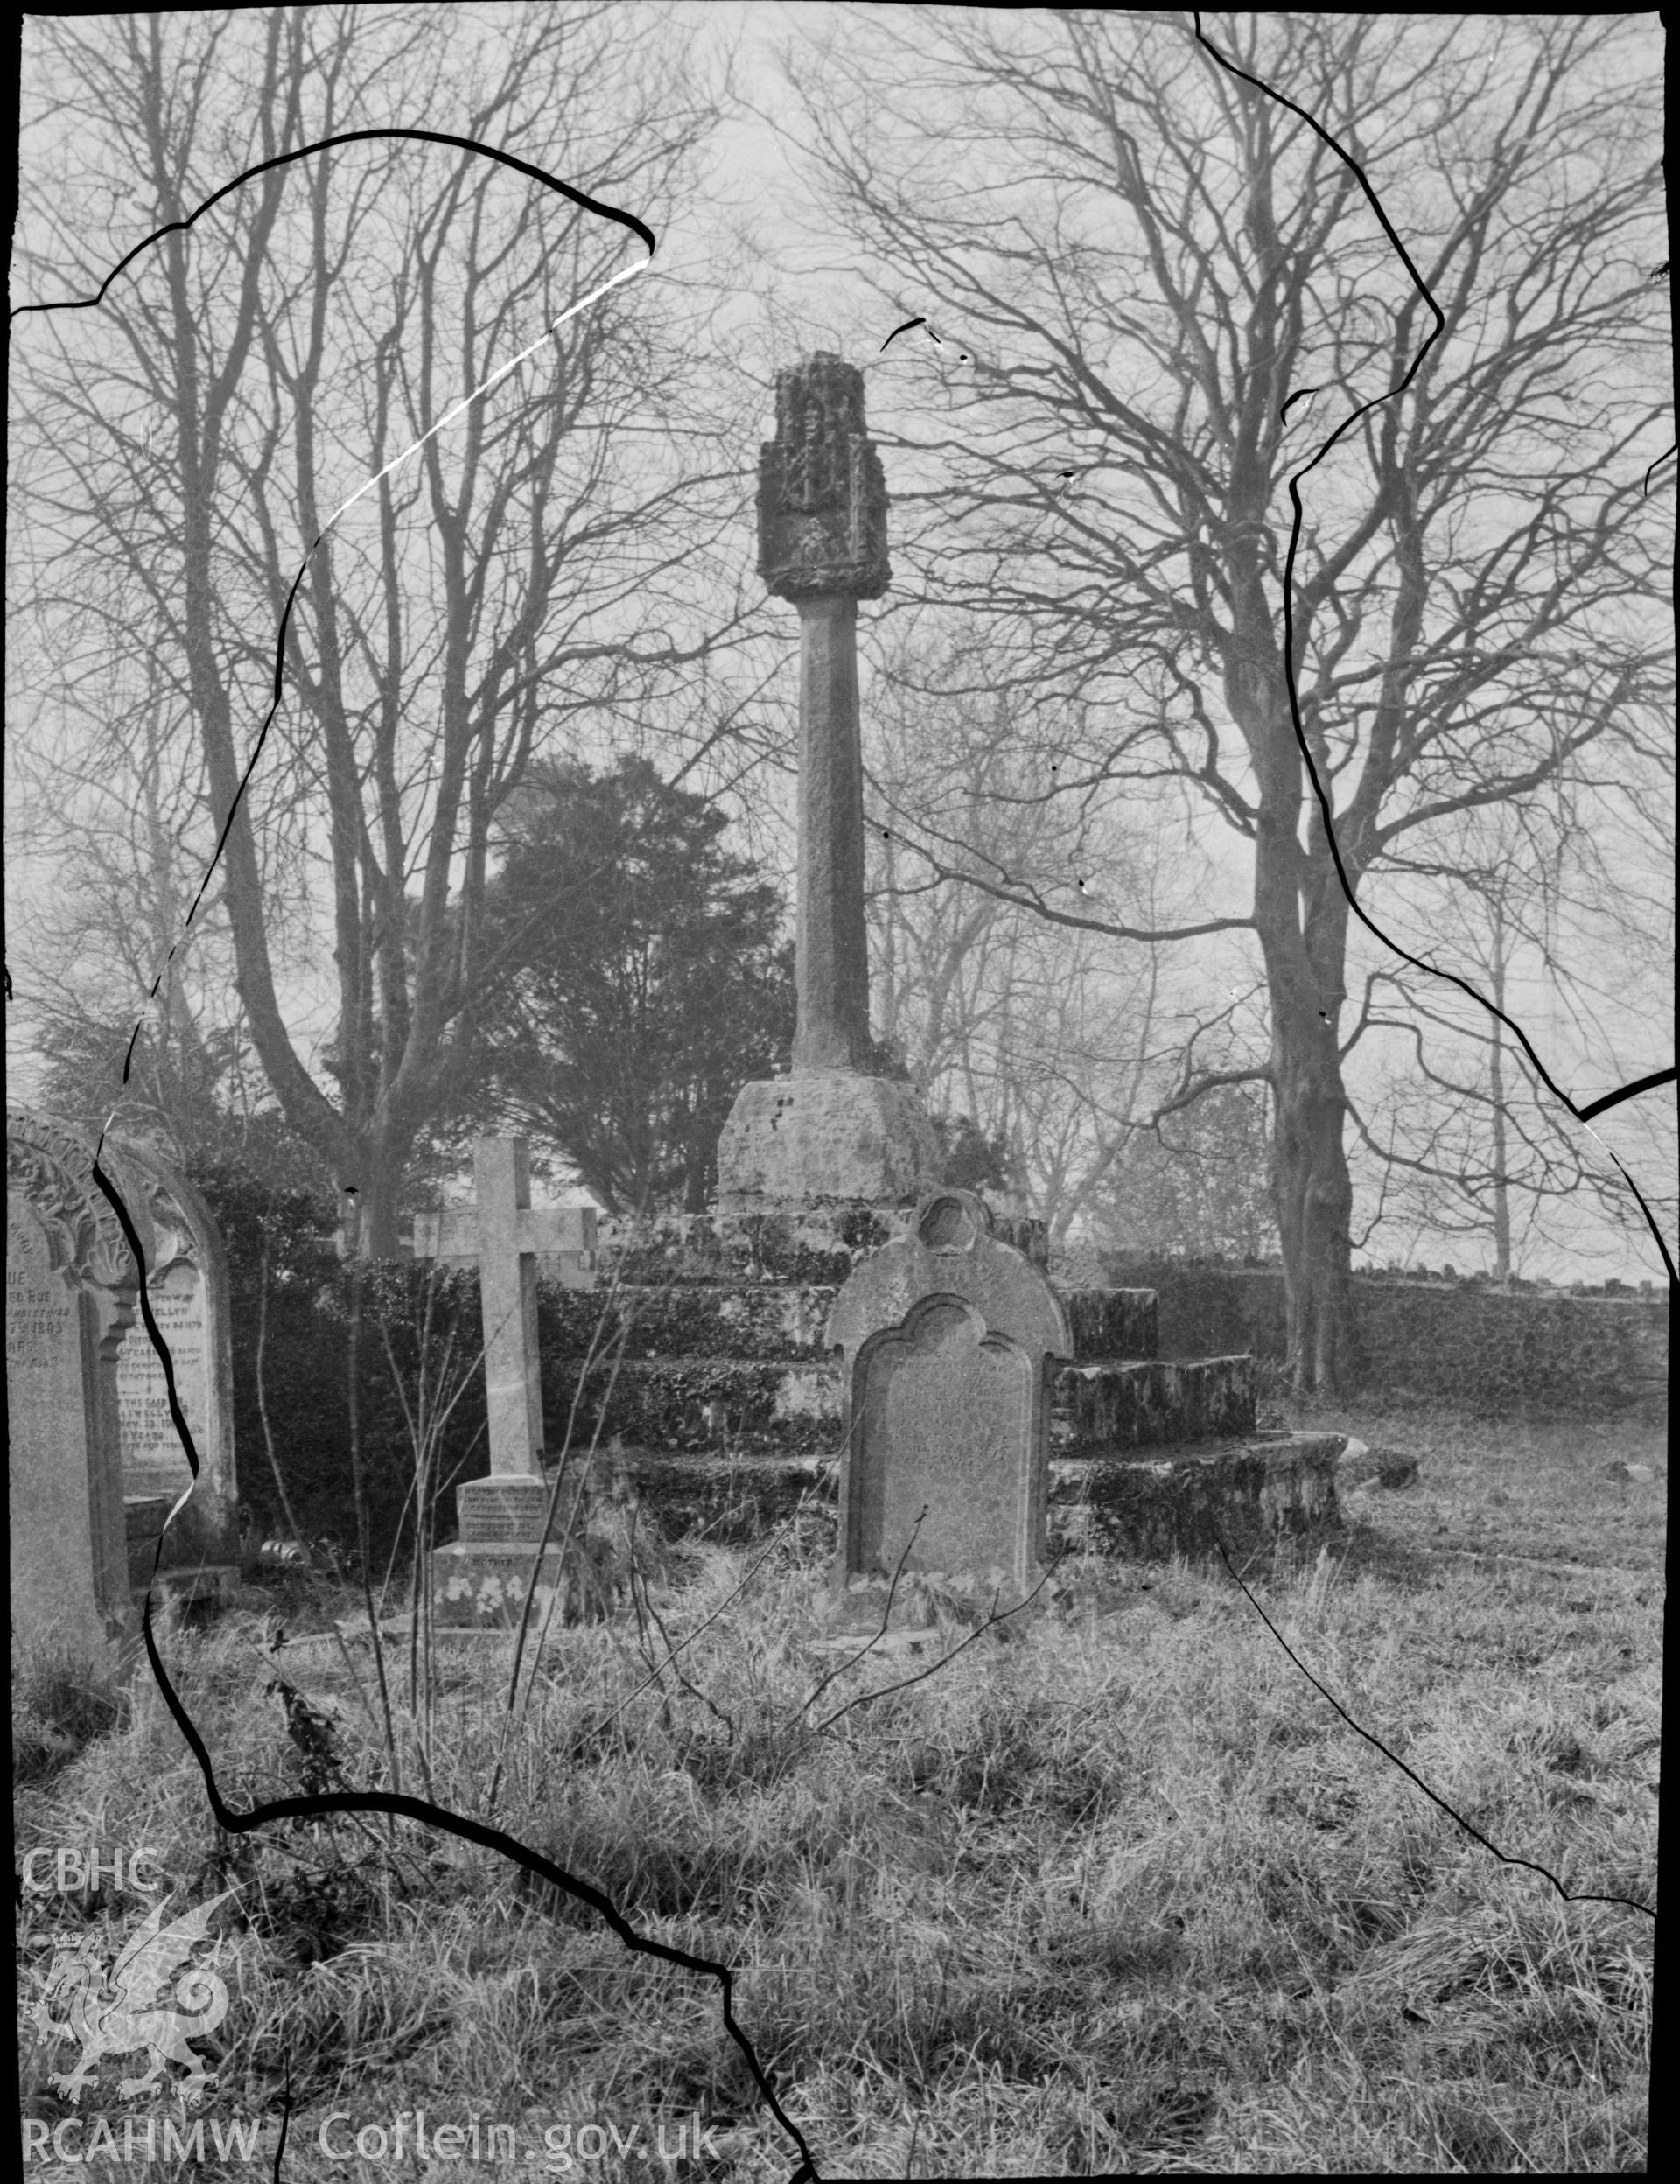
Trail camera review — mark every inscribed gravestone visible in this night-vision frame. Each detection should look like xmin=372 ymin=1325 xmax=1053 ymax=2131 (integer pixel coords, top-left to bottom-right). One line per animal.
xmin=107 ymin=1138 xmax=240 ymax=1582
xmin=7 ymin=1110 xmax=144 ymax=1672
xmin=826 ymin=1188 xmax=1073 ymax=1612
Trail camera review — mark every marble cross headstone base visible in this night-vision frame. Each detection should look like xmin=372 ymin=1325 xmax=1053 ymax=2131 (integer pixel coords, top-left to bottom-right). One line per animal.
xmin=430 ymin=1467 xmax=596 ymax=1632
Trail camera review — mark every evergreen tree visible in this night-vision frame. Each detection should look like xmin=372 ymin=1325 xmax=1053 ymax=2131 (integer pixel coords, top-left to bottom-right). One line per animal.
xmin=468 ymin=756 xmax=795 ymax=1214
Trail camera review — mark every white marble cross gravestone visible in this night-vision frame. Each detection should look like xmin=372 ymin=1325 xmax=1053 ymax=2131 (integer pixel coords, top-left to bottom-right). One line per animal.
xmin=414 ymin=1138 xmax=595 ymax=1554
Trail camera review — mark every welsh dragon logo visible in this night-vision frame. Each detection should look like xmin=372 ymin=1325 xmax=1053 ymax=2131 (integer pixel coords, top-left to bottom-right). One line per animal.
xmin=32 ymin=1890 xmax=235 ymax=2106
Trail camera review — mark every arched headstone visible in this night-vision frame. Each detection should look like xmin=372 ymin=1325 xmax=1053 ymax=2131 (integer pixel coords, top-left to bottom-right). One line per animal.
xmin=107 ymin=1137 xmax=240 ymax=1587
xmin=6 ymin=1110 xmax=146 ymax=1674
xmin=826 ymin=1188 xmax=1073 ymax=1613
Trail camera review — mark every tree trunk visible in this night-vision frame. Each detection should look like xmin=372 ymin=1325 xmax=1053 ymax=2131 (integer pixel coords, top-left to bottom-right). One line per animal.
xmin=1236 ymin=611 xmax=1359 ymax=1393
xmin=1256 ymin=827 xmax=1359 ymax=1395
xmin=1489 ymin=942 xmax=1512 ymax=1284
xmin=339 ymin=1125 xmax=414 ymax=1261
xmin=1270 ymin=1004 xmax=1356 ymax=1392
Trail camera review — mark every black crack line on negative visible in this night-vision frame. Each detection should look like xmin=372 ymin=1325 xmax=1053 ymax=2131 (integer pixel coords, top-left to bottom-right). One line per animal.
xmin=24 ymin=135 xmax=819 ymax=2184
xmin=1214 ymin=1536 xmax=1656 ymax=1922
xmin=7 ymin=129 xmax=654 ymax=324
xmin=878 ymin=314 xmax=969 ymax=362
xmin=270 ymin=2062 xmax=292 ymax=2184
xmin=136 ymin=1591 xmax=821 ymax=2183
xmin=1193 ymin=16 xmax=1676 ymax=1284
xmin=92 ymin=1157 xmax=205 ymax=1591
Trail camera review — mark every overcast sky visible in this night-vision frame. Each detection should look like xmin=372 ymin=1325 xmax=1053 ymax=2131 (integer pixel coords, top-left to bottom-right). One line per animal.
xmin=8 ymin=6 xmax=1670 ymax=1281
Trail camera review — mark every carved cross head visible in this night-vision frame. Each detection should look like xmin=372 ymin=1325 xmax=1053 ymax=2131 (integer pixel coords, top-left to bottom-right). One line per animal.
xmin=756 ymin=352 xmax=891 ymax=602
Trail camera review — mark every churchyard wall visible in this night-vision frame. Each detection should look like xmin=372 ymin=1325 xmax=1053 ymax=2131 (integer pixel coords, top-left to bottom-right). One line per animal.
xmin=1098 ymin=1256 xmax=1668 ymax=1418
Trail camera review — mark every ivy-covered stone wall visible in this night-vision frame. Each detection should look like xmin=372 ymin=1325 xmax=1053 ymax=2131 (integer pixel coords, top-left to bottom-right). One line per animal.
xmin=1096 ymin=1258 xmax=1668 ymax=1418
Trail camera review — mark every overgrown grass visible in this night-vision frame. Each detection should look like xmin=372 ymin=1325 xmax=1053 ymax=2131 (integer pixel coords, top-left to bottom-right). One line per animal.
xmin=16 ymin=1404 xmax=1661 ymax=2177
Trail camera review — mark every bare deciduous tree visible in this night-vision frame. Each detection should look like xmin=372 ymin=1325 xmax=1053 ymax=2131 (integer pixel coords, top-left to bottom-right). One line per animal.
xmin=776 ymin=7 xmax=1672 ymax=1386
xmin=1348 ymin=794 xmax=1676 ymax=1282
xmin=866 ymin=622 xmax=1227 ymax=1244
xmin=13 ymin=4 xmax=747 ymax=1251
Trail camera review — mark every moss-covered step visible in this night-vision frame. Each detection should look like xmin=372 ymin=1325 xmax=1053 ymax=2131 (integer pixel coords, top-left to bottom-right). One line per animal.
xmin=542 ymin=1346 xmax=1255 ymax=1460
xmin=1063 ymin=1289 xmax=1159 ymax=1363
xmin=531 ymin=1430 xmax=1343 ymax=1570
xmin=590 ymin=1203 xmax=1054 ymax=1290
xmin=542 ymin=1354 xmax=843 ymax=1455
xmin=1047 ymin=1432 xmax=1344 ymax=1563
xmin=538 ymin=1280 xmax=1160 ymax=1365
xmin=1053 ymin=1355 xmax=1256 ymax=1448
xmin=539 ymin=1280 xmax=842 ymax=1362
xmin=570 ymin=1447 xmax=841 ymax=1549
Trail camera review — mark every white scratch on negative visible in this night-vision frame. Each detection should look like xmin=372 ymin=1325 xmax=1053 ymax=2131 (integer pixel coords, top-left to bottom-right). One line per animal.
xmin=322 ymin=254 xmax=653 ymax=536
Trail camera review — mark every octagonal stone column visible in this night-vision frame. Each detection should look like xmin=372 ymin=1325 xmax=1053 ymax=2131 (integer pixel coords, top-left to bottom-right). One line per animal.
xmin=716 ymin=353 xmax=942 ymax=1224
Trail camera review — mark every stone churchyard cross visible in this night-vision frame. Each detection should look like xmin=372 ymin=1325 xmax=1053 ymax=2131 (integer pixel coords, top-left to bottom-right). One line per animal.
xmin=414 ymin=1137 xmax=597 ymax=1615
xmin=716 ymin=352 xmax=942 ymax=1214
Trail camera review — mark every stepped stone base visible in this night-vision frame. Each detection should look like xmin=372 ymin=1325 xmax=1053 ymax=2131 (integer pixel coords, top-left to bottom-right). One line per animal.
xmin=538 ymin=1346 xmax=1255 ymax=1459
xmin=525 ymin=1209 xmax=1336 ymax=1589
xmin=557 ymin=1433 xmax=1345 ymax=1568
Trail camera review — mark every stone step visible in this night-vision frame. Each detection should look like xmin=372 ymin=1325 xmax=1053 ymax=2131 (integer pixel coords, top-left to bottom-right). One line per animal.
xmin=538 ymin=1430 xmax=1344 ymax=1569
xmin=539 ymin=1283 xmax=1160 ymax=1365
xmin=1048 ymin=1433 xmax=1345 ymax=1565
xmin=1053 ymin=1354 xmax=1255 ymax=1448
xmin=538 ymin=1351 xmax=1253 ymax=1459
xmin=544 ymin=1355 xmax=839 ymax=1455
xmin=541 ymin=1281 xmax=839 ymax=1362
xmin=589 ymin=1204 xmax=1054 ymax=1288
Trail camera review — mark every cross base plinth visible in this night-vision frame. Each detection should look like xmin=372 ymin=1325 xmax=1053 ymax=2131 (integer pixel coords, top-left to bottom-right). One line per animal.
xmin=453 ymin=1472 xmax=590 ymax=1546
xmin=714 ymin=1069 xmax=942 ymax=1218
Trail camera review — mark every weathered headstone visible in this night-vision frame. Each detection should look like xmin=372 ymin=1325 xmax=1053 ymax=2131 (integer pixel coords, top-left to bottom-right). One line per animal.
xmin=7 ymin=1110 xmax=144 ymax=1674
xmin=717 ymin=352 xmax=942 ymax=1219
xmin=107 ymin=1137 xmax=240 ymax=1592
xmin=416 ymin=1138 xmax=598 ymax=1628
xmin=826 ymin=1188 xmax=1073 ymax=1618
